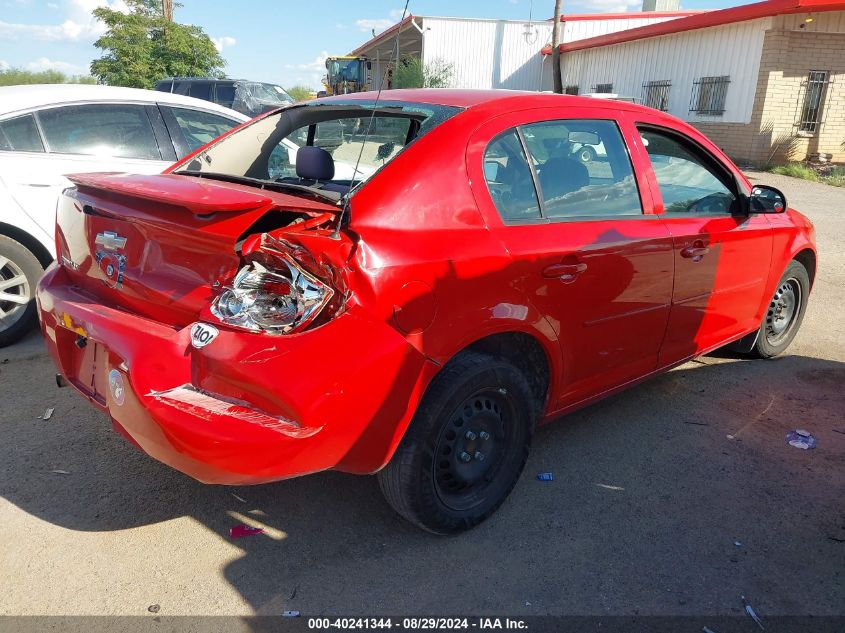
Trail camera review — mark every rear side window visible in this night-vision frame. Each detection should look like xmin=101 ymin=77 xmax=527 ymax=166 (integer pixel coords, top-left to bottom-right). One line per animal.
xmin=216 ymin=83 xmax=237 ymax=108
xmin=0 ymin=114 xmax=45 ymax=152
xmin=38 ymin=104 xmax=161 ymax=160
xmin=171 ymin=82 xmax=191 ymax=96
xmin=639 ymin=127 xmax=737 ymax=215
xmin=189 ymin=82 xmax=212 ymax=102
xmin=169 ymin=107 xmax=240 ymax=153
xmin=483 ymin=130 xmax=542 ymax=221
xmin=520 ymin=120 xmax=642 ymax=218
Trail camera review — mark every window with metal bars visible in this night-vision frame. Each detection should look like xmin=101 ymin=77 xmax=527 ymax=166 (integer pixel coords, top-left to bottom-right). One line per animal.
xmin=565 ymin=85 xmax=579 ymax=95
xmin=594 ymin=83 xmax=613 ymax=93
xmin=689 ymin=76 xmax=730 ymax=116
xmin=798 ymin=70 xmax=831 ymax=134
xmin=642 ymin=80 xmax=671 ymax=111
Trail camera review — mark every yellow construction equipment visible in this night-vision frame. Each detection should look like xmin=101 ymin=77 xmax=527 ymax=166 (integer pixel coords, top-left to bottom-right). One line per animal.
xmin=323 ymin=57 xmax=371 ymax=96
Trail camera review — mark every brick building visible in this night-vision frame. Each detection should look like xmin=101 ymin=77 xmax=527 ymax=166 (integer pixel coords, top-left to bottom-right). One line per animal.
xmin=549 ymin=0 xmax=845 ymax=165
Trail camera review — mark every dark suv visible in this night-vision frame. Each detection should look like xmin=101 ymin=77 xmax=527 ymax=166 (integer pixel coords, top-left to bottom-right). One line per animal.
xmin=155 ymin=78 xmax=295 ymax=118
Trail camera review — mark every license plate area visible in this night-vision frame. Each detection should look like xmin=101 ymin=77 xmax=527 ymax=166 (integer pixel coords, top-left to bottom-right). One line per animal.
xmin=55 ymin=326 xmax=108 ymax=406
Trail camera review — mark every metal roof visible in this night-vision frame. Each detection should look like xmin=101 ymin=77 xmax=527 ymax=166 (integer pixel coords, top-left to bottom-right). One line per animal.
xmin=547 ymin=0 xmax=845 ymax=54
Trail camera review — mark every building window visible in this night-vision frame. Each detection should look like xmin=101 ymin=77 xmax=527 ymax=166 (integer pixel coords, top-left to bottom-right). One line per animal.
xmin=642 ymin=80 xmax=671 ymax=111
xmin=690 ymin=76 xmax=730 ymax=116
xmin=798 ymin=70 xmax=831 ymax=134
xmin=594 ymin=83 xmax=613 ymax=94
xmin=565 ymin=85 xmax=579 ymax=95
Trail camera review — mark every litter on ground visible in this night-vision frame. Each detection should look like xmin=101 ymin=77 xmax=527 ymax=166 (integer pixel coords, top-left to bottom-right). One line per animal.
xmin=742 ymin=596 xmax=765 ymax=630
xmin=786 ymin=429 xmax=817 ymax=450
xmin=229 ymin=524 xmax=264 ymax=539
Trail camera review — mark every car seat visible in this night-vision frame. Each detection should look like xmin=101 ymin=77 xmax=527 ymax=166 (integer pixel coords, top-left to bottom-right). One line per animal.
xmin=537 ymin=157 xmax=589 ymax=200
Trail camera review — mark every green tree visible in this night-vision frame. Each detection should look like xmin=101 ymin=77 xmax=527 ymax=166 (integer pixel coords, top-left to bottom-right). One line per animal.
xmin=286 ymin=85 xmax=314 ymax=102
xmin=393 ymin=56 xmax=452 ymax=89
xmin=90 ymin=0 xmax=225 ymax=89
xmin=0 ymin=68 xmax=96 ymax=86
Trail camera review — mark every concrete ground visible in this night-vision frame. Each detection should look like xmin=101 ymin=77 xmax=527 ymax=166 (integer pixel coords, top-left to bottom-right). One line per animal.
xmin=1 ymin=172 xmax=843 ymax=617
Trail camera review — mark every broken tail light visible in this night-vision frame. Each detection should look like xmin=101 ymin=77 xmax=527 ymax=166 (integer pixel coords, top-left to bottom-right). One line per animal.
xmin=211 ymin=234 xmax=342 ymax=335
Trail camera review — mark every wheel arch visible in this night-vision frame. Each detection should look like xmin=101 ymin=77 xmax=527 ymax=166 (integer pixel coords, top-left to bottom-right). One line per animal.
xmin=0 ymin=222 xmax=53 ymax=268
xmin=792 ymin=248 xmax=816 ymax=289
xmin=463 ymin=331 xmax=552 ymax=417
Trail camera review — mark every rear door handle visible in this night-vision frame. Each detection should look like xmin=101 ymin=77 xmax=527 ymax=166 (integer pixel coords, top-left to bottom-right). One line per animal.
xmin=543 ymin=262 xmax=588 ymax=282
xmin=681 ymin=241 xmax=710 ymax=261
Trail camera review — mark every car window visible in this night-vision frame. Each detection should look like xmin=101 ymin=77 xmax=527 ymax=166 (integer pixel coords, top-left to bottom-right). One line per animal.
xmin=179 ymin=100 xmax=461 ymax=194
xmin=169 ymin=107 xmax=240 ymax=153
xmin=38 ymin=104 xmax=161 ymax=160
xmin=0 ymin=114 xmax=45 ymax=152
xmin=189 ymin=82 xmax=212 ymax=102
xmin=520 ymin=119 xmax=642 ymax=218
xmin=268 ymin=116 xmax=412 ymax=181
xmin=216 ymin=83 xmax=236 ymax=108
xmin=171 ymin=82 xmax=191 ymax=96
xmin=639 ymin=128 xmax=737 ymax=215
xmin=483 ymin=130 xmax=542 ymax=222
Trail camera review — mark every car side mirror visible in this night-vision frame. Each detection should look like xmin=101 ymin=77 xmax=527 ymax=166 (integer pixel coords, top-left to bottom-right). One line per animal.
xmin=749 ymin=185 xmax=787 ymax=214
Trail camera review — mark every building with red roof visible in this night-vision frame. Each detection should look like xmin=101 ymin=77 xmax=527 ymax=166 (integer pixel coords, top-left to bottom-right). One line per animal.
xmin=349 ymin=0 xmax=845 ymax=164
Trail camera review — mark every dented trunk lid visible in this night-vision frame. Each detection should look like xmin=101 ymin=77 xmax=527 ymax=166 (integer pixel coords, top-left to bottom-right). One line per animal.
xmin=57 ymin=172 xmax=340 ymax=327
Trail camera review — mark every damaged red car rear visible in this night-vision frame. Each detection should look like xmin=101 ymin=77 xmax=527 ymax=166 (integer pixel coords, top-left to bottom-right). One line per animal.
xmin=38 ymin=90 xmax=816 ymax=534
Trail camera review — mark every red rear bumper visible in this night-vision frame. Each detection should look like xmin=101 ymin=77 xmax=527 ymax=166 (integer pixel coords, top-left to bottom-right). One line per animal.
xmin=36 ymin=264 xmax=435 ymax=485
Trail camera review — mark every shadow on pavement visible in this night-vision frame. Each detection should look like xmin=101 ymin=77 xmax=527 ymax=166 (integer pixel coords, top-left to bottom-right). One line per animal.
xmin=1 ymin=343 xmax=843 ymax=615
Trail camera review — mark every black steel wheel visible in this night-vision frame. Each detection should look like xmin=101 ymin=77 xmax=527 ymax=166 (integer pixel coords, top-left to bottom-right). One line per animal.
xmin=378 ymin=351 xmax=537 ymax=535
xmin=752 ymin=260 xmax=810 ymax=358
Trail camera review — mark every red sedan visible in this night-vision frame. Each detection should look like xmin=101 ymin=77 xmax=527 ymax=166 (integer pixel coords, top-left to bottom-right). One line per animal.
xmin=37 ymin=90 xmax=816 ymax=534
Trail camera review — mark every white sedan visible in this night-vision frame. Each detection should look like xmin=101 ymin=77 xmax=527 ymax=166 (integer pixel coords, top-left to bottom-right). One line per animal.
xmin=0 ymin=84 xmax=250 ymax=346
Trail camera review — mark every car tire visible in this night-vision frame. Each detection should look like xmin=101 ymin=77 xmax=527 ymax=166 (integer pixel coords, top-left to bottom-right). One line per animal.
xmin=577 ymin=146 xmax=596 ymax=163
xmin=0 ymin=235 xmax=44 ymax=347
xmin=377 ymin=351 xmax=537 ymax=535
xmin=751 ymin=260 xmax=810 ymax=359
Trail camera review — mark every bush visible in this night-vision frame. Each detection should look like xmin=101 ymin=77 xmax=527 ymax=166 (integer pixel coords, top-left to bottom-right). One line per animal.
xmin=393 ymin=56 xmax=452 ymax=89
xmin=827 ymin=166 xmax=845 ymax=188
xmin=768 ymin=163 xmax=821 ymax=181
xmin=767 ymin=162 xmax=845 ymax=188
xmin=286 ymin=85 xmax=314 ymax=102
xmin=0 ymin=68 xmax=97 ymax=86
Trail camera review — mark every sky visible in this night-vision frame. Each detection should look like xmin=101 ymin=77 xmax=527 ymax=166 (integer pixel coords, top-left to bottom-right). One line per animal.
xmin=1 ymin=0 xmax=757 ymax=90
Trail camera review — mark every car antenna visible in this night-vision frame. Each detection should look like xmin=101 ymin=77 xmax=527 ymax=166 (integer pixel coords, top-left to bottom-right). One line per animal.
xmin=332 ymin=0 xmax=411 ymax=240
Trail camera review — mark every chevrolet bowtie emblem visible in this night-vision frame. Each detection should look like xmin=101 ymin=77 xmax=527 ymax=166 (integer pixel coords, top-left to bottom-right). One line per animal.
xmin=95 ymin=231 xmax=127 ymax=251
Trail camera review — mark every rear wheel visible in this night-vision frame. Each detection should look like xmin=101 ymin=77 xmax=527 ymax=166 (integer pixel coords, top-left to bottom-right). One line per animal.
xmin=752 ymin=260 xmax=810 ymax=358
xmin=378 ymin=351 xmax=536 ymax=535
xmin=0 ymin=235 xmax=44 ymax=347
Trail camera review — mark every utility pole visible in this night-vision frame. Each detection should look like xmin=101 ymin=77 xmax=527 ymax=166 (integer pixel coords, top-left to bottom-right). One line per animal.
xmin=162 ymin=0 xmax=173 ymax=21
xmin=552 ymin=0 xmax=563 ymax=93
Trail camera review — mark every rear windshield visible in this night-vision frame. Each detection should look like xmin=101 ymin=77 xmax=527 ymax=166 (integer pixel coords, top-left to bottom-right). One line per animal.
xmin=175 ymin=100 xmax=461 ymax=194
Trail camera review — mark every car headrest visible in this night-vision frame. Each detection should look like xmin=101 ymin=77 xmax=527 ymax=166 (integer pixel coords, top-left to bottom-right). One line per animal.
xmin=296 ymin=146 xmax=335 ymax=181
xmin=538 ymin=157 xmax=590 ymax=200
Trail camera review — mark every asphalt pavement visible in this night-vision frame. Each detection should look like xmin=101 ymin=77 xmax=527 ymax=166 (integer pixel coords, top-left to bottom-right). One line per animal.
xmin=1 ymin=171 xmax=843 ymax=618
